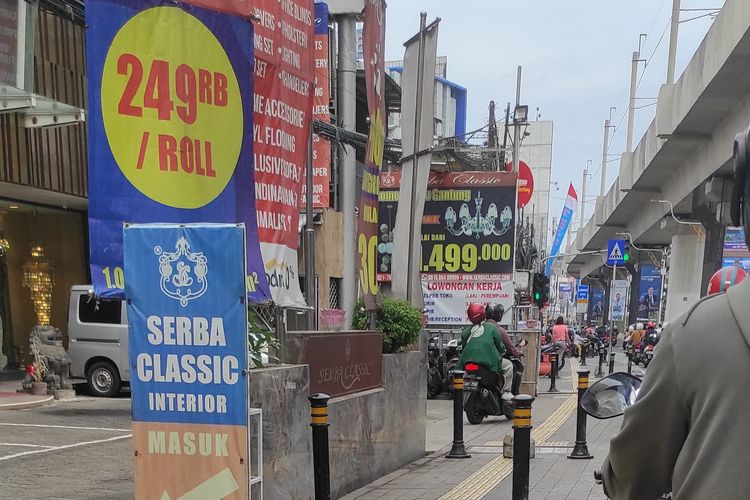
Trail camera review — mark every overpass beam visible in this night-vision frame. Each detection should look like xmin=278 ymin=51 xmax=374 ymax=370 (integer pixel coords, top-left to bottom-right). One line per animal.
xmin=665 ymin=228 xmax=706 ymax=323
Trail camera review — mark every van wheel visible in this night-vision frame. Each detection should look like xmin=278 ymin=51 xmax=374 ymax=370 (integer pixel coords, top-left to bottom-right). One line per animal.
xmin=87 ymin=361 xmax=121 ymax=397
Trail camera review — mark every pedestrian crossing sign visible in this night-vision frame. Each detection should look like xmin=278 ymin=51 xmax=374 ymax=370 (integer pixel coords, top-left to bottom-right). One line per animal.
xmin=607 ymin=239 xmax=626 ymax=265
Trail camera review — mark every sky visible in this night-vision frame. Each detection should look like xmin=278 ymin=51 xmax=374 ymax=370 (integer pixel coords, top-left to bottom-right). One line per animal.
xmin=385 ymin=0 xmax=724 ymax=241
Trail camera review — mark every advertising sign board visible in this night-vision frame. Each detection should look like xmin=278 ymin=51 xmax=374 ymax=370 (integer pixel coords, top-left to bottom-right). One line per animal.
xmin=124 ymin=224 xmax=248 ymax=499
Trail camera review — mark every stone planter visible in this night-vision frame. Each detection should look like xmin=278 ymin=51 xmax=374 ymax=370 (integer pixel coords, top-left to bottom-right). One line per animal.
xmin=31 ymin=382 xmax=48 ymax=395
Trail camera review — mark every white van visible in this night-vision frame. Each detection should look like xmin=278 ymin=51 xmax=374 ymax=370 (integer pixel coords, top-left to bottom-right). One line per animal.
xmin=67 ymin=285 xmax=129 ymax=396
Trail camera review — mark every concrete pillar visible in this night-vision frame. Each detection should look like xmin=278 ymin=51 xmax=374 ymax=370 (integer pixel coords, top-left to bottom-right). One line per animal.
xmin=665 ymin=229 xmax=706 ymax=323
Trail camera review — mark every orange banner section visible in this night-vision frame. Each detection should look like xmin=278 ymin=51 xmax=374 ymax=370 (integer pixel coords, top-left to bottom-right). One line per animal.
xmin=133 ymin=422 xmax=248 ymax=500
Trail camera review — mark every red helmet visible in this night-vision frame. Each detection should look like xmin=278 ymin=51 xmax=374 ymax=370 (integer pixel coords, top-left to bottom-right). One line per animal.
xmin=707 ymin=266 xmax=747 ymax=294
xmin=467 ymin=303 xmax=486 ymax=324
xmin=646 ymin=321 xmax=656 ymax=330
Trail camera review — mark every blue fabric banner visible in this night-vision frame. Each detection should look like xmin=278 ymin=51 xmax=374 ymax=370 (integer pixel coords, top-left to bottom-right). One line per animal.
xmin=86 ymin=0 xmax=269 ymax=301
xmin=545 ymin=183 xmax=578 ymax=276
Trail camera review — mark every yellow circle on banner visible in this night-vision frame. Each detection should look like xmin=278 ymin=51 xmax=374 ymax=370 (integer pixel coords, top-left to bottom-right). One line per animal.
xmin=101 ymin=6 xmax=242 ymax=209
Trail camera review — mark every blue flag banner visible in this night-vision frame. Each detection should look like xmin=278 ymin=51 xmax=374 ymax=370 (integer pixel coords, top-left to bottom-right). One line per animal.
xmin=86 ymin=0 xmax=269 ymax=301
xmin=546 ymin=183 xmax=578 ymax=276
xmin=124 ymin=223 xmax=249 ymax=497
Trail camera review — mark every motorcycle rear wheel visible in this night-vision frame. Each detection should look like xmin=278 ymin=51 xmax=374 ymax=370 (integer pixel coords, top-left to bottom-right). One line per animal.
xmin=465 ymin=395 xmax=485 ymax=425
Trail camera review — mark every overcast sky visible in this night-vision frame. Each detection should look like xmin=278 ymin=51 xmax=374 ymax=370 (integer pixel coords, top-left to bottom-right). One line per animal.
xmin=385 ymin=0 xmax=724 ymax=237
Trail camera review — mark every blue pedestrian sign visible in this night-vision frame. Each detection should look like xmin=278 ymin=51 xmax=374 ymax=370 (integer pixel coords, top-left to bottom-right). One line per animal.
xmin=607 ymin=239 xmax=626 ymax=266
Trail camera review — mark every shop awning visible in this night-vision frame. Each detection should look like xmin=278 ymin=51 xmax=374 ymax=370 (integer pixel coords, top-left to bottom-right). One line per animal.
xmin=0 ymin=83 xmax=85 ymax=128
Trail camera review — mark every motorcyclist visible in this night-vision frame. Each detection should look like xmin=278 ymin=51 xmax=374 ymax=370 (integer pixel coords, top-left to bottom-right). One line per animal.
xmin=483 ymin=303 xmax=518 ymax=400
xmin=598 ymin=126 xmax=750 ymax=498
xmin=643 ymin=320 xmax=659 ymax=346
xmin=458 ymin=303 xmax=509 ymax=400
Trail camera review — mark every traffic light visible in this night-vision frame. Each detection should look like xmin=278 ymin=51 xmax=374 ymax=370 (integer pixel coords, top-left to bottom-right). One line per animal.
xmin=532 ymin=272 xmax=550 ymax=308
xmin=623 ymin=242 xmax=631 ymax=262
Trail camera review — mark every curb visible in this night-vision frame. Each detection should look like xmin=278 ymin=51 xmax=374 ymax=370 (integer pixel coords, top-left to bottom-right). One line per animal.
xmin=0 ymin=395 xmax=55 ymax=411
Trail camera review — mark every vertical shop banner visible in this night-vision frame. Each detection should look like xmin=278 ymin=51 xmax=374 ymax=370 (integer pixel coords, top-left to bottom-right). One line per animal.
xmin=545 ymin=183 xmax=577 ymax=276
xmin=590 ymin=287 xmax=605 ymax=321
xmin=86 ymin=0 xmax=269 ymax=301
xmin=722 ymin=226 xmax=750 ymax=270
xmin=420 ymin=172 xmax=517 ymax=325
xmin=377 ymin=171 xmax=399 ymax=282
xmin=558 ymin=282 xmax=571 ymax=301
xmin=124 ymin=224 xmax=248 ymax=499
xmin=252 ymin=0 xmax=314 ymax=307
xmin=358 ymin=0 xmax=386 ymax=309
xmin=299 ymin=2 xmax=330 ymax=208
xmin=637 ymin=265 xmax=662 ymax=320
xmin=610 ymin=279 xmax=628 ymax=321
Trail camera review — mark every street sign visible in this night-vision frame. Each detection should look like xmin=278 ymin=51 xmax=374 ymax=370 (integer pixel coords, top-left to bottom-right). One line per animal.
xmin=607 ymin=239 xmax=626 ymax=266
xmin=576 ymin=285 xmax=589 ymax=314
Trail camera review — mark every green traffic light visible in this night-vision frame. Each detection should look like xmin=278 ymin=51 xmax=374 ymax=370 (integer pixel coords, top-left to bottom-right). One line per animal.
xmin=624 ymin=253 xmax=630 ymax=262
xmin=535 ymin=292 xmax=540 ymax=299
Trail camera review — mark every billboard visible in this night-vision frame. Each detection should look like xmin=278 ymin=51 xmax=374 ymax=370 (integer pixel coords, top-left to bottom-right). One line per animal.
xmin=590 ymin=287 xmax=605 ymax=322
xmin=576 ymin=284 xmax=589 ymax=314
xmin=722 ymin=226 xmax=750 ymax=271
xmin=85 ymin=0 xmax=269 ymax=301
xmin=124 ymin=224 xmax=248 ymax=499
xmin=637 ymin=264 xmax=662 ymax=321
xmin=610 ymin=279 xmax=629 ymax=321
xmin=252 ymin=0 xmax=315 ymax=307
xmin=378 ymin=171 xmax=516 ymax=325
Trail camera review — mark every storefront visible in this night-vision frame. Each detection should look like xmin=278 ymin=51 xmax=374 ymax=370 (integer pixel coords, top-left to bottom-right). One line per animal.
xmin=0 ymin=200 xmax=88 ymax=370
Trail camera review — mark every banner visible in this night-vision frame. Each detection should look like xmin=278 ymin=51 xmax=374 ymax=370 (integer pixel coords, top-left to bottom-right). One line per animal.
xmin=299 ymin=2 xmax=330 ymax=209
xmin=391 ymin=15 xmax=438 ymax=306
xmin=610 ymin=279 xmax=629 ymax=321
xmin=252 ymin=0 xmax=314 ymax=307
xmin=124 ymin=224 xmax=248 ymax=499
xmin=590 ymin=287 xmax=605 ymax=322
xmin=545 ymin=182 xmax=577 ymax=276
xmin=86 ymin=0 xmax=269 ymax=301
xmin=358 ymin=0 xmax=386 ymax=309
xmin=637 ymin=265 xmax=662 ymax=320
xmin=576 ymin=284 xmax=589 ymax=314
xmin=722 ymin=226 xmax=750 ymax=271
xmin=558 ymin=282 xmax=571 ymax=301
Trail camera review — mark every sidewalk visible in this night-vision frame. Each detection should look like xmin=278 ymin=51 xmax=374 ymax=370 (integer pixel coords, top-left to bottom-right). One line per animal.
xmin=0 ymin=378 xmax=55 ymax=410
xmin=343 ymin=351 xmax=641 ymax=500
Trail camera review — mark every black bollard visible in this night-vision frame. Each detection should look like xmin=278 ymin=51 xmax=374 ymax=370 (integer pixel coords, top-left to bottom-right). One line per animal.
xmin=548 ymin=352 xmax=559 ymax=393
xmin=309 ymin=393 xmax=331 ymax=500
xmin=446 ymin=370 xmax=470 ymax=459
xmin=597 ymin=348 xmax=604 ymax=377
xmin=568 ymin=370 xmax=593 ymax=460
xmin=580 ymin=341 xmax=587 ymax=366
xmin=512 ymin=395 xmax=535 ymax=500
xmin=627 ymin=345 xmax=634 ymax=374
xmin=608 ymin=350 xmax=615 ymax=375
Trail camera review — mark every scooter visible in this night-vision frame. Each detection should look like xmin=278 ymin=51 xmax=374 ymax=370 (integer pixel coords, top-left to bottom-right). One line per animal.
xmin=427 ymin=336 xmax=444 ymax=399
xmin=462 ymin=339 xmax=527 ymax=425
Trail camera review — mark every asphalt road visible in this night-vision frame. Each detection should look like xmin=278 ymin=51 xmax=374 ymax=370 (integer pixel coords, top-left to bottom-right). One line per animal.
xmin=0 ymin=388 xmax=134 ymax=500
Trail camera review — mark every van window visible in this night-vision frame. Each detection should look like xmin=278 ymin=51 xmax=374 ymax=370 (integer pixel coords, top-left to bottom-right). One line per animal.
xmin=78 ymin=296 xmax=122 ymax=324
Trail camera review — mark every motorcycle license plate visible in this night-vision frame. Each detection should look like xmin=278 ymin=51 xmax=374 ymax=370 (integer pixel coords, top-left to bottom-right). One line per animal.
xmin=464 ymin=379 xmax=479 ymax=391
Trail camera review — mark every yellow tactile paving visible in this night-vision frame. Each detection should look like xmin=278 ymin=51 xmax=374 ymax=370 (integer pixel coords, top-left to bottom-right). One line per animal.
xmin=438 ymin=359 xmax=580 ymax=500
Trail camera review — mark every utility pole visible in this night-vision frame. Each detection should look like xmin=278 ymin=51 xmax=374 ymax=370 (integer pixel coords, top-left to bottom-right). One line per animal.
xmin=501 ymin=102 xmax=510 ymax=169
xmin=512 ymin=66 xmax=522 ymax=173
xmin=626 ymin=50 xmax=639 ymax=153
xmin=666 ymin=0 xmax=681 ymax=85
xmin=599 ymin=119 xmax=611 ymax=197
xmin=580 ymin=168 xmax=588 ymax=230
xmin=337 ymin=15 xmax=357 ymax=327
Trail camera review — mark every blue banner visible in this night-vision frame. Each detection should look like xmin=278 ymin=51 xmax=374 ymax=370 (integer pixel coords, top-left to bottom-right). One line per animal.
xmin=590 ymin=287 xmax=605 ymax=321
xmin=86 ymin=0 xmax=269 ymax=301
xmin=637 ymin=264 xmax=662 ymax=320
xmin=124 ymin=224 xmax=247 ymax=426
xmin=545 ymin=182 xmax=578 ymax=276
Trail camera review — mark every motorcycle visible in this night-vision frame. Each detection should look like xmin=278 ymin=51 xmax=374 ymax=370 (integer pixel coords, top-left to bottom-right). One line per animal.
xmin=540 ymin=341 xmax=566 ymax=372
xmin=462 ymin=340 xmax=527 ymax=424
xmin=427 ymin=336 xmax=444 ymax=399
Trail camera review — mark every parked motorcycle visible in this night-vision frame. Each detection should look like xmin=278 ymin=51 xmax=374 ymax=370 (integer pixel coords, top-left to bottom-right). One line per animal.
xmin=427 ymin=336 xmax=444 ymax=399
xmin=462 ymin=340 xmax=527 ymax=424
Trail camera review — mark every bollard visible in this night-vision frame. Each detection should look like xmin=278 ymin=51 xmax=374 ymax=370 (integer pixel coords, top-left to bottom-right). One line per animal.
xmin=512 ymin=395 xmax=535 ymax=500
xmin=309 ymin=393 xmax=331 ymax=500
xmin=568 ymin=370 xmax=593 ymax=460
xmin=627 ymin=345 xmax=634 ymax=374
xmin=548 ymin=352 xmax=559 ymax=392
xmin=608 ymin=350 xmax=615 ymax=375
xmin=446 ymin=370 xmax=470 ymax=459
xmin=597 ymin=348 xmax=604 ymax=377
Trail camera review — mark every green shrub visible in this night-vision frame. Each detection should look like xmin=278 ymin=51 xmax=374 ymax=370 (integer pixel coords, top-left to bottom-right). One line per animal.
xmin=352 ymin=298 xmax=422 ymax=353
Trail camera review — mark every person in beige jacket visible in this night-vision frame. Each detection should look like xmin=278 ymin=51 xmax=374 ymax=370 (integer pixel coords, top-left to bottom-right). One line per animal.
xmin=600 ymin=127 xmax=750 ymax=498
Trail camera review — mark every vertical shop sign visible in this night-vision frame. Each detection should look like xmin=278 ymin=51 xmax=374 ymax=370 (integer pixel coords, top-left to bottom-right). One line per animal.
xmin=252 ymin=0 xmax=314 ymax=307
xmin=86 ymin=0 xmax=269 ymax=301
xmin=124 ymin=224 xmax=248 ymax=500
xmin=299 ymin=2 xmax=330 ymax=208
xmin=359 ymin=0 xmax=386 ymax=309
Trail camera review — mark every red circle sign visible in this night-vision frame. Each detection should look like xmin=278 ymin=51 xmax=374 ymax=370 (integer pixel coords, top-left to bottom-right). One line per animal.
xmin=517 ymin=161 xmax=534 ymax=208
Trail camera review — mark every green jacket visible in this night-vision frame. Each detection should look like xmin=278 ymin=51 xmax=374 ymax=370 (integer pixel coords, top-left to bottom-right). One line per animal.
xmin=458 ymin=322 xmax=505 ymax=373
